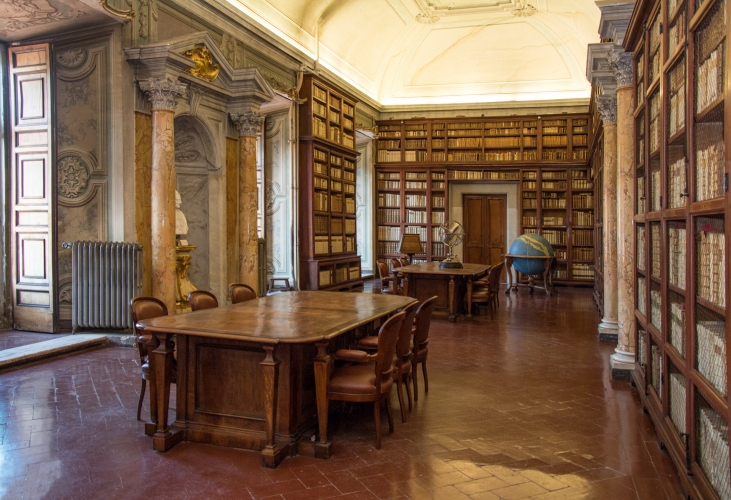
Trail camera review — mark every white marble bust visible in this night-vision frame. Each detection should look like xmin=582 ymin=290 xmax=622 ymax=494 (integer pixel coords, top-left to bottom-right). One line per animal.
xmin=175 ymin=190 xmax=189 ymax=244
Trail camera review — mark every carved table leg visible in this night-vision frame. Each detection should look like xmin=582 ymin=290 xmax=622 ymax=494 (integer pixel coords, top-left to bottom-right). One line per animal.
xmin=261 ymin=345 xmax=285 ymax=468
xmin=505 ymin=257 xmax=515 ymax=294
xmin=312 ymin=341 xmax=333 ymax=459
xmin=448 ymin=275 xmax=456 ymax=322
xmin=466 ymin=277 xmax=473 ymax=320
xmin=149 ymin=332 xmax=183 ymax=451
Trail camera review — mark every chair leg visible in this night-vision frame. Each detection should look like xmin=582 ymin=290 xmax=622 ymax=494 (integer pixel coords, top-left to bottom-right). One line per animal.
xmin=396 ymin=374 xmax=407 ymax=423
xmin=385 ymin=396 xmax=394 ymax=434
xmin=422 ymin=360 xmax=429 ymax=393
xmin=405 ymin=373 xmax=413 ymax=412
xmin=137 ymin=377 xmax=146 ymax=421
xmin=412 ymin=362 xmax=419 ymax=401
xmin=374 ymin=398 xmax=382 ymax=449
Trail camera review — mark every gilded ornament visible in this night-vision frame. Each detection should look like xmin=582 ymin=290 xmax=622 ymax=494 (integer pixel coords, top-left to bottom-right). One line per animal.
xmin=182 ymin=45 xmax=220 ymax=82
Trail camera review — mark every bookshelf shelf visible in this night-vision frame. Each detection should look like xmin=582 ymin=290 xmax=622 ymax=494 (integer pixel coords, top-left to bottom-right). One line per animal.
xmin=628 ymin=0 xmax=730 ymax=497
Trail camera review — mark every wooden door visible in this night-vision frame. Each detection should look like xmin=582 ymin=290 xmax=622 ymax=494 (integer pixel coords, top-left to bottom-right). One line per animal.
xmin=463 ymin=195 xmax=506 ymax=267
xmin=8 ymin=44 xmax=56 ymax=332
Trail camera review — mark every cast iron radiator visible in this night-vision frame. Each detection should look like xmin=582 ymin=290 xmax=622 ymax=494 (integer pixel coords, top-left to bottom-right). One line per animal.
xmin=62 ymin=241 xmax=143 ymax=332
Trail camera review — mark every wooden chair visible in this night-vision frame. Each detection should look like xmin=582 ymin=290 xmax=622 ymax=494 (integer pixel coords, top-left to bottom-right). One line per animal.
xmin=327 ymin=311 xmax=405 ymax=449
xmin=130 ymin=296 xmax=172 ymax=421
xmin=471 ymin=262 xmax=504 ymax=317
xmin=353 ymin=303 xmax=418 ymax=422
xmin=390 ymin=258 xmax=402 ymax=269
xmin=377 ymin=261 xmax=395 ymax=294
xmin=399 ymin=257 xmax=410 ymax=267
xmin=412 ymin=296 xmax=437 ymax=401
xmin=188 ymin=290 xmax=218 ymax=311
xmin=229 ymin=283 xmax=257 ymax=304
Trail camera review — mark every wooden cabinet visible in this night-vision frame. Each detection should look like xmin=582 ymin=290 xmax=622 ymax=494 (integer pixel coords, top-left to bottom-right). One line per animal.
xmin=628 ymin=0 xmax=730 ymax=498
xmin=299 ymin=76 xmax=362 ymax=290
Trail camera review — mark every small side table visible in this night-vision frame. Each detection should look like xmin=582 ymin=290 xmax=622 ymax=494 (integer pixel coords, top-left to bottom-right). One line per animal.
xmin=503 ymin=254 xmax=556 ymax=296
xmin=269 ymin=278 xmax=291 ymax=292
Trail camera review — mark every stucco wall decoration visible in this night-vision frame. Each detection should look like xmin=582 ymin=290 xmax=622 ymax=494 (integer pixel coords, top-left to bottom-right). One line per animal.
xmin=0 ymin=0 xmax=109 ymax=42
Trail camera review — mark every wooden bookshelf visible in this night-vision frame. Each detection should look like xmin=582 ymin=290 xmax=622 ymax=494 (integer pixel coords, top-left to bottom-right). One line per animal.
xmin=299 ymin=75 xmax=362 ymax=290
xmin=590 ymin=95 xmax=605 ymax=312
xmin=627 ymin=0 xmax=730 ymax=498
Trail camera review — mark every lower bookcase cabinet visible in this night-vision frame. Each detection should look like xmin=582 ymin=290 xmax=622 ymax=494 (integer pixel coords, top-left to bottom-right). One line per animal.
xmin=300 ymin=256 xmax=363 ymax=291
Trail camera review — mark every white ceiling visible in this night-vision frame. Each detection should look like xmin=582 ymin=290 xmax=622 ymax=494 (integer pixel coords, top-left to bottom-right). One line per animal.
xmin=225 ymin=0 xmax=601 ymax=108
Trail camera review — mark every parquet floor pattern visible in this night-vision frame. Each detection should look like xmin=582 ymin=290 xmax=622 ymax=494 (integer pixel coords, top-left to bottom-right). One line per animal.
xmin=0 ymin=287 xmax=684 ymax=499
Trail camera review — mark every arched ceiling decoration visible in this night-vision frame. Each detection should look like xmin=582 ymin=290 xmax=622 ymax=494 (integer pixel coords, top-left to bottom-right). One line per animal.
xmin=225 ymin=0 xmax=601 ymax=108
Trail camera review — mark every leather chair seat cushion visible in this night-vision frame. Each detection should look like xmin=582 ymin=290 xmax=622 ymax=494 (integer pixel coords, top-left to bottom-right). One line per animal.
xmin=472 ymin=292 xmax=491 ymax=301
xmin=328 ymin=364 xmax=393 ymax=396
xmin=415 ymin=347 xmax=428 ymax=359
xmin=356 ymin=336 xmax=378 ymax=349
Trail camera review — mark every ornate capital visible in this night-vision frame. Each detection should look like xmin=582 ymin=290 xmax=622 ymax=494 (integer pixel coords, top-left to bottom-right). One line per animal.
xmin=607 ymin=49 xmax=633 ymax=88
xmin=139 ymin=77 xmax=187 ymax=112
xmin=230 ymin=112 xmax=264 ymax=137
xmin=596 ymin=95 xmax=618 ymax=125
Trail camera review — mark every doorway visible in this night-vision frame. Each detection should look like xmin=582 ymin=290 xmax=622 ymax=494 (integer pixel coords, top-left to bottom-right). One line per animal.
xmin=462 ymin=194 xmax=506 ymax=268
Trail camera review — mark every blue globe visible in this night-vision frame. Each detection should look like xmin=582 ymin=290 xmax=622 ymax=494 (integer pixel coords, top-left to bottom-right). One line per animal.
xmin=509 ymin=234 xmax=554 ymax=275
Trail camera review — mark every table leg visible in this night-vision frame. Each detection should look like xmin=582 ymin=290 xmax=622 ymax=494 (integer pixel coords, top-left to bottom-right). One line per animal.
xmin=148 ymin=332 xmax=183 ymax=451
xmin=466 ymin=277 xmax=473 ymax=320
xmin=448 ymin=275 xmax=456 ymax=322
xmin=402 ymin=273 xmax=409 ymax=297
xmin=505 ymin=257 xmax=514 ymax=294
xmin=313 ymin=341 xmax=333 ymax=459
xmin=261 ymin=345 xmax=285 ymax=468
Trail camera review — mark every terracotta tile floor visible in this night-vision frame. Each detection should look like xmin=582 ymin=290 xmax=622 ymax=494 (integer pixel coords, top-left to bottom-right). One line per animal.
xmin=0 ymin=287 xmax=684 ymax=499
xmin=0 ymin=330 xmax=68 ymax=352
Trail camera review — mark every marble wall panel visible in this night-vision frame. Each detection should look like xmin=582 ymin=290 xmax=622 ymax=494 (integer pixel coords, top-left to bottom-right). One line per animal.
xmin=226 ymin=137 xmax=238 ymax=288
xmin=135 ymin=112 xmax=153 ymax=296
xmin=264 ymin=111 xmax=294 ymax=285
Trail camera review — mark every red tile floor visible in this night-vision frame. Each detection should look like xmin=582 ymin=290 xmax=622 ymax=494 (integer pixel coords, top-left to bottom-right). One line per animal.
xmin=0 ymin=287 xmax=684 ymax=499
xmin=0 ymin=330 xmax=68 ymax=352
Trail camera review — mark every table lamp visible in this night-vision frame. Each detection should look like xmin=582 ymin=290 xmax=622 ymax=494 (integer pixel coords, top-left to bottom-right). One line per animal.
xmin=398 ymin=233 xmax=423 ymax=264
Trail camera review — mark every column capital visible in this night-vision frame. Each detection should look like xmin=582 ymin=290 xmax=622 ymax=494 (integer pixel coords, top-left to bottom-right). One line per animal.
xmin=139 ymin=77 xmax=187 ymax=112
xmin=596 ymin=95 xmax=618 ymax=125
xmin=230 ymin=111 xmax=264 ymax=137
xmin=607 ymin=49 xmax=633 ymax=89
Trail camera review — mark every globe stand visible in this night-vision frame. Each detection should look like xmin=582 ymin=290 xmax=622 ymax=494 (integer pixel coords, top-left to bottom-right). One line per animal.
xmin=439 ymin=246 xmax=463 ymax=269
xmin=503 ymin=254 xmax=556 ymax=296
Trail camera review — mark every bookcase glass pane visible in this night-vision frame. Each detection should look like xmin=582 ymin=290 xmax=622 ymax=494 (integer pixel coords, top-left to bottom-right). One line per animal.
xmin=638 ymin=275 xmax=647 ymax=316
xmin=696 ymin=392 xmax=730 ymax=500
xmin=696 ymin=308 xmax=727 ymax=397
xmin=668 ymin=363 xmax=687 ymax=435
xmin=650 ymin=336 xmax=662 ymax=398
xmin=651 ymin=222 xmax=661 ymax=278
xmin=636 ymin=49 xmax=645 ymax=107
xmin=636 ymin=111 xmax=646 ymax=215
xmin=637 ymin=224 xmax=646 ymax=272
xmin=651 ymin=280 xmax=662 ymax=329
xmin=668 ymin=221 xmax=687 ymax=289
xmin=696 ymin=215 xmax=726 ymax=309
xmin=648 ymin=10 xmax=662 ymax=83
xmin=638 ymin=327 xmax=648 ymax=368
xmin=649 ymin=92 xmax=661 ymax=156
xmin=667 ymin=58 xmax=688 ymax=209
xmin=668 ymin=0 xmax=686 ymax=57
xmin=694 ymin=0 xmax=725 ymax=202
xmin=669 ymin=290 xmax=686 ymax=357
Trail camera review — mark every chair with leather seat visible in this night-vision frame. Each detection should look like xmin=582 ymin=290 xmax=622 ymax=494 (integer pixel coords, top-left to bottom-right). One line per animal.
xmin=353 ymin=303 xmax=418 ymax=422
xmin=391 ymin=258 xmax=402 ymax=269
xmin=188 ymin=290 xmax=219 ymax=311
xmin=399 ymin=257 xmax=410 ymax=267
xmin=327 ymin=311 xmax=406 ymax=449
xmin=130 ymin=296 xmax=172 ymax=421
xmin=229 ymin=283 xmax=257 ymax=304
xmin=377 ymin=261 xmax=395 ymax=294
xmin=470 ymin=262 xmax=504 ymax=318
xmin=412 ymin=296 xmax=437 ymax=401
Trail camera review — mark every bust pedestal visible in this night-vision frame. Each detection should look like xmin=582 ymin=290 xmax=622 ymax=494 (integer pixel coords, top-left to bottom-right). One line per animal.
xmin=175 ymin=245 xmax=197 ymax=313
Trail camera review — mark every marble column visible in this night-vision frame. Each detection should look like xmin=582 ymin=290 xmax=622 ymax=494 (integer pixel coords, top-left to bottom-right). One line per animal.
xmin=139 ymin=77 xmax=187 ymax=313
xmin=230 ymin=112 xmax=264 ymax=295
xmin=596 ymin=95 xmax=619 ymax=342
xmin=608 ymin=49 xmax=636 ymax=378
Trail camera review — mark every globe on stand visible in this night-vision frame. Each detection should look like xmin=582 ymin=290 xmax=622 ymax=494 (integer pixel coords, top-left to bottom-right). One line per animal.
xmin=509 ymin=234 xmax=554 ymax=275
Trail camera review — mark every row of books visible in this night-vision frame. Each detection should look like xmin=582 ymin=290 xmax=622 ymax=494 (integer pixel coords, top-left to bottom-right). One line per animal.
xmin=405 ymin=172 xmax=427 ymax=180
xmin=405 ymin=226 xmax=428 ymax=242
xmin=697 ymin=228 xmax=725 ymax=308
xmin=343 ymin=171 xmax=355 ymax=182
xmin=329 ymin=110 xmax=340 ymax=125
xmin=432 ymin=242 xmax=446 ymax=256
xmin=553 ymin=267 xmax=568 ymax=279
xmin=313 ymin=117 xmax=327 ymax=138
xmin=573 ymin=210 xmax=593 ymax=226
xmin=486 ymin=127 xmax=520 ymax=136
xmin=573 ymin=229 xmax=594 ymax=246
xmin=668 ymin=226 xmax=686 ymax=288
xmin=379 ymin=140 xmax=400 ymax=149
xmin=573 ymin=150 xmax=589 ymax=160
xmin=523 ymin=200 xmax=538 ymax=209
xmin=697 ymin=320 xmax=727 ymax=396
xmin=314 ymin=236 xmax=329 ymax=254
xmin=405 ymin=151 xmax=428 ymax=162
xmin=543 ymin=230 xmax=567 ymax=245
xmin=542 ymin=151 xmax=568 ymax=160
xmin=377 ymin=208 xmax=400 ymax=223
xmin=314 ymin=177 xmax=328 ymax=190
xmin=572 ymin=179 xmax=593 ymax=190
xmin=432 ymin=196 xmax=445 ymax=208
xmin=345 ymin=198 xmax=355 ymax=213
xmin=638 ymin=329 xmax=647 ymax=366
xmin=668 ymin=83 xmax=685 ymax=136
xmin=378 ymin=150 xmax=401 ymax=162
xmin=378 ymin=181 xmax=400 ymax=190
xmin=523 ymin=216 xmax=537 ymax=226
xmin=542 ymin=171 xmax=565 ymax=179
xmin=331 ymin=219 xmax=343 ymax=234
xmin=649 ymin=95 xmax=661 ymax=153
xmin=543 ymin=136 xmax=568 ymax=147
xmin=697 ymin=402 xmax=730 ymax=500
xmin=667 ymin=157 xmax=686 ymax=208
xmin=637 ymin=226 xmax=647 ymax=272
xmin=433 ymin=181 xmax=445 ymax=189
xmin=378 ymin=241 xmax=400 ymax=254
xmin=405 ymin=140 xmax=427 ymax=148
xmin=484 ymin=137 xmax=521 ymax=148
xmin=542 ymin=181 xmax=567 ymax=190
xmin=695 ymin=141 xmax=725 ymax=201
xmin=315 ymin=192 xmax=328 ymax=211
xmin=379 ymin=172 xmax=400 ymax=180
xmin=554 ymin=248 xmax=567 ymax=260
xmin=446 ymin=129 xmax=482 ymax=137
xmin=405 ymin=209 xmax=428 ymax=223
xmin=696 ymin=49 xmax=722 ymax=114
xmin=650 ymin=169 xmax=661 ymax=211
xmin=638 ymin=277 xmax=647 ymax=316
xmin=523 ymin=181 xmax=537 ymax=189
xmin=651 ymin=224 xmax=661 ymax=278
xmin=405 ymin=181 xmax=426 ymax=189
xmin=573 ymin=193 xmax=594 ymax=208
xmin=432 ymin=211 xmax=445 ymax=224
xmin=543 ymin=126 xmax=566 ymax=134
xmin=543 ymin=216 xmax=565 ymax=226
xmin=572 ymin=135 xmax=588 ymax=146
xmin=571 ymin=264 xmax=594 ymax=280
xmin=651 ymin=289 xmax=662 ymax=328
xmin=378 ymin=193 xmax=400 ymax=207
xmin=405 ymin=194 xmax=427 ymax=207
xmin=572 ymin=247 xmax=594 ymax=261
xmin=637 ymin=177 xmax=646 ymax=214
xmin=668 ymin=372 xmax=686 ymax=434
xmin=670 ymin=300 xmax=685 ymax=355
xmin=404 ymin=130 xmax=427 ymax=137
xmin=542 ymin=198 xmax=566 ymax=208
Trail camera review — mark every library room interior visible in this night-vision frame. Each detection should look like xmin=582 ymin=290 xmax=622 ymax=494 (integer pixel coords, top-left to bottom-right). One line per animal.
xmin=0 ymin=0 xmax=728 ymax=498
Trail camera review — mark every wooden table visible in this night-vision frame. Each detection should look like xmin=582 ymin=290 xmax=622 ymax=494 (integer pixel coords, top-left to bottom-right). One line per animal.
xmin=393 ymin=262 xmax=490 ymax=321
xmin=503 ymin=254 xmax=557 ymax=296
xmin=138 ymin=291 xmax=416 ymax=468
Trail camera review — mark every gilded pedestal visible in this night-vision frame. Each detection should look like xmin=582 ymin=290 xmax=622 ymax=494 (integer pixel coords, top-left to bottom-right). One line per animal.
xmin=175 ymin=245 xmax=197 ymax=313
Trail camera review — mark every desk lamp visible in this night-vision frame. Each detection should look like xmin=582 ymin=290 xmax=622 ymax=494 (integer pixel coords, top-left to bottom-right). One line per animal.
xmin=398 ymin=233 xmax=423 ymax=264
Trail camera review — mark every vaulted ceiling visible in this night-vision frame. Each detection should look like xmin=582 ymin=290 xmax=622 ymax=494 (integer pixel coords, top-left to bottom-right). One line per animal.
xmin=225 ymin=0 xmax=601 ymax=108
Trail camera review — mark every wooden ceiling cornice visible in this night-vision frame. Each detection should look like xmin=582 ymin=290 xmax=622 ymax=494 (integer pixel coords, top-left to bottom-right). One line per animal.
xmin=624 ymin=0 xmax=654 ymax=51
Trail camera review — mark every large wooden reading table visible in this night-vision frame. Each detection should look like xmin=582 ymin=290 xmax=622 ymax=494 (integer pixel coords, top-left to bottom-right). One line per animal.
xmin=138 ymin=291 xmax=416 ymax=468
xmin=393 ymin=262 xmax=490 ymax=321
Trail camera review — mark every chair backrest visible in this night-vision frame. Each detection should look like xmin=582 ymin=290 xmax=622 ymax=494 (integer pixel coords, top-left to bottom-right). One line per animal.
xmin=130 ymin=296 xmax=168 ymax=358
xmin=396 ymin=303 xmax=418 ymax=360
xmin=391 ymin=258 xmax=402 ymax=269
xmin=489 ymin=262 xmax=504 ymax=291
xmin=229 ymin=283 xmax=257 ymax=304
xmin=399 ymin=258 xmax=410 ymax=267
xmin=375 ymin=311 xmax=405 ymax=386
xmin=188 ymin=290 xmax=219 ymax=311
xmin=413 ymin=296 xmax=438 ymax=351
xmin=377 ymin=261 xmax=391 ymax=282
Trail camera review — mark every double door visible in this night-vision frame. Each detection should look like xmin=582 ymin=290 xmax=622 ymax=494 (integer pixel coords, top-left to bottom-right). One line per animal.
xmin=463 ymin=194 xmax=506 ymax=270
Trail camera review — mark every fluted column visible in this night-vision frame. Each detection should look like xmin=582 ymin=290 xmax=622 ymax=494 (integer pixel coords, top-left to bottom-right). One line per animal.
xmin=230 ymin=112 xmax=264 ymax=295
xmin=608 ymin=49 xmax=636 ymax=377
xmin=139 ymin=77 xmax=187 ymax=313
xmin=596 ymin=95 xmax=619 ymax=341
